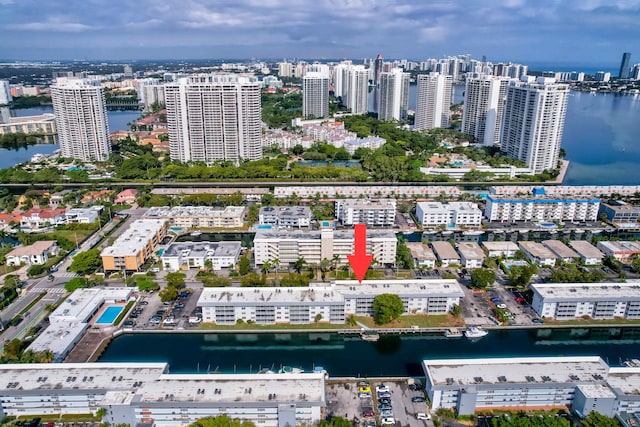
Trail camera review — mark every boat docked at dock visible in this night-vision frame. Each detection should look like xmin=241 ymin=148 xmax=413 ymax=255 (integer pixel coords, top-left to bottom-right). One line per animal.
xmin=444 ymin=328 xmax=463 ymax=338
xmin=464 ymin=325 xmax=488 ymax=339
xmin=361 ymin=330 xmax=380 ymax=341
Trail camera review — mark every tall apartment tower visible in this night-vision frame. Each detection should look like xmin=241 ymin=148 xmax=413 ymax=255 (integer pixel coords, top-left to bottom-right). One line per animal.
xmin=378 ymin=68 xmax=409 ymax=121
xmin=619 ymin=52 xmax=632 ymax=79
xmin=278 ymin=61 xmax=293 ymax=78
xmin=335 ymin=65 xmax=369 ymax=115
xmin=51 ymin=77 xmax=110 ymax=162
xmin=500 ymin=76 xmax=569 ymax=174
xmin=165 ymin=74 xmax=262 ymax=164
xmin=415 ymin=73 xmax=452 ymax=130
xmin=0 ymin=80 xmax=12 ymax=106
xmin=302 ymin=65 xmax=329 ymax=119
xmin=462 ymin=76 xmax=510 ymax=146
xmin=373 ymin=54 xmax=384 ymax=85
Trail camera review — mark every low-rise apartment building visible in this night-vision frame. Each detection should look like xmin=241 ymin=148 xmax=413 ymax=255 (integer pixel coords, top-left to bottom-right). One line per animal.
xmin=144 ymin=206 xmax=245 ymax=229
xmin=599 ymin=201 xmax=640 ymax=226
xmin=431 ymin=241 xmax=461 ymax=267
xmin=481 ymin=241 xmax=519 ymax=258
xmin=0 ymin=363 xmax=326 ymax=427
xmin=0 ymin=113 xmax=56 ymax=136
xmin=335 ymin=199 xmax=396 ymax=226
xmin=253 ymin=227 xmax=396 ymax=267
xmin=415 ymin=202 xmax=482 ymax=228
xmin=518 ymin=241 xmax=557 ymax=266
xmin=569 ymin=240 xmax=605 ymax=265
xmin=161 ymin=241 xmax=241 ymax=272
xmin=405 ymin=242 xmax=437 ymax=268
xmin=101 ymin=219 xmax=167 ymax=271
xmin=456 ymin=242 xmax=485 ymax=268
xmin=484 ymin=188 xmax=600 ymax=223
xmin=258 ymin=206 xmax=311 ymax=228
xmin=531 ymin=282 xmax=640 ymax=320
xmin=542 ymin=240 xmax=580 ymax=263
xmin=65 ymin=206 xmax=102 ymax=224
xmin=198 ymin=280 xmax=464 ymax=324
xmin=597 ymin=241 xmax=640 ymax=262
xmin=423 ymin=356 xmax=640 ymax=417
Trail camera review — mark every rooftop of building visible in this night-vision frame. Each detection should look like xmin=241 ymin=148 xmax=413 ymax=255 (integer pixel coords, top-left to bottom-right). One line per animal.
xmin=597 ymin=241 xmax=640 ymax=252
xmin=431 ymin=241 xmax=460 ymax=260
xmin=405 ymin=242 xmax=437 ymax=261
xmin=601 ymin=200 xmax=640 ymax=212
xmin=334 ymin=280 xmax=464 ymax=298
xmin=531 ymin=282 xmax=640 ymax=300
xmin=417 ymin=201 xmax=481 ymax=212
xmin=542 ymin=240 xmax=579 ymax=259
xmin=50 ymin=287 xmax=133 ymax=323
xmin=576 ymin=383 xmax=617 ymax=398
xmin=607 ymin=367 xmax=640 ymax=395
xmin=254 ymin=228 xmax=396 ymax=241
xmin=569 ymin=240 xmax=605 ymax=259
xmin=2 ymin=114 xmax=55 ymax=124
xmin=518 ymin=241 xmax=557 ymax=259
xmin=336 ymin=199 xmax=396 ymax=209
xmin=163 ymin=241 xmax=241 ymax=259
xmin=6 ymin=240 xmax=56 ymax=257
xmin=144 ymin=206 xmax=245 ymax=218
xmin=26 ymin=322 xmax=89 ymax=358
xmin=481 ymin=241 xmax=519 ymax=251
xmin=456 ymin=242 xmax=485 ymax=260
xmin=423 ymin=356 xmax=608 ymax=386
xmin=259 ymin=206 xmax=311 ymax=219
xmin=101 ymin=219 xmax=165 ymax=257
xmin=0 ymin=363 xmax=169 ymax=393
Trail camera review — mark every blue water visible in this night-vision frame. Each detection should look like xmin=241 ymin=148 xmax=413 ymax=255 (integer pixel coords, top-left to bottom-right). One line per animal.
xmin=0 ymin=144 xmax=60 ymax=169
xmin=96 ymin=306 xmax=124 ymax=325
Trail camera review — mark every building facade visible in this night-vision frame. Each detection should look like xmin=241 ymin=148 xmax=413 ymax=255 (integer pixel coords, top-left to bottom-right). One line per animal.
xmin=165 ymin=74 xmax=262 ymax=163
xmin=51 ymin=77 xmax=110 ymax=162
xmin=302 ymin=65 xmax=330 ymax=119
xmin=461 ymin=76 xmax=510 ymax=146
xmin=0 ymin=114 xmax=56 ymax=136
xmin=599 ymin=201 xmax=640 ymax=225
xmin=161 ymin=241 xmax=241 ymax=272
xmin=501 ymin=76 xmax=569 ymax=174
xmin=485 ymin=194 xmax=600 ymax=223
xmin=335 ymin=199 xmax=397 ymax=226
xmin=378 ymin=68 xmax=410 ymax=121
xmin=531 ymin=282 xmax=640 ymax=320
xmin=415 ymin=73 xmax=452 ymax=130
xmin=198 ymin=280 xmax=464 ymax=324
xmin=258 ymin=206 xmax=311 ymax=228
xmin=144 ymin=206 xmax=245 ymax=229
xmin=101 ymin=219 xmax=167 ymax=272
xmin=416 ymin=202 xmax=482 ymax=228
xmin=253 ymin=228 xmax=396 ymax=267
xmin=335 ymin=64 xmax=369 ymax=115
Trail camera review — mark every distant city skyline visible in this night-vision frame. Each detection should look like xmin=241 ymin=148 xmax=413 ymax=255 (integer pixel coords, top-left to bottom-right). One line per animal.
xmin=0 ymin=1 xmax=638 ymax=65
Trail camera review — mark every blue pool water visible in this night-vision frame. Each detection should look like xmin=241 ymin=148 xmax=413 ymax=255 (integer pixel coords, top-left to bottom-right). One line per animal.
xmin=96 ymin=306 xmax=124 ymax=325
xmin=157 ymin=248 xmax=165 ymax=256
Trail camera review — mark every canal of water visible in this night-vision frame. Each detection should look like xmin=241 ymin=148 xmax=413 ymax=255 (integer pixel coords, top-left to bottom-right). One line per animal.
xmin=99 ymin=327 xmax=640 ymax=376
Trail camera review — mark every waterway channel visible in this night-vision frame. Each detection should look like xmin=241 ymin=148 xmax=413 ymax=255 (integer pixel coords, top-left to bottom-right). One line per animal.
xmin=99 ymin=327 xmax=640 ymax=377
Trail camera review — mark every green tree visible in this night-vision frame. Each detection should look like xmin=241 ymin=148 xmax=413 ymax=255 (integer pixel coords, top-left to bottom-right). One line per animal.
xmin=294 ymin=257 xmax=307 ymax=274
xmin=238 ymin=253 xmax=251 ymax=275
xmin=508 ymin=264 xmax=537 ymax=288
xmin=470 ymin=268 xmax=496 ymax=289
xmin=318 ymin=416 xmax=351 ymax=427
xmin=240 ymin=273 xmax=267 ymax=287
xmin=159 ymin=285 xmax=179 ymax=302
xmin=450 ymin=304 xmax=462 ymax=316
xmin=189 ymin=414 xmax=255 ymax=427
xmin=581 ymin=412 xmax=621 ymax=427
xmin=166 ymin=272 xmax=186 ymax=288
xmin=64 ymin=277 xmax=89 ymax=292
xmin=201 ymin=274 xmax=232 ymax=287
xmin=372 ymin=293 xmax=405 ymax=324
xmin=136 ymin=278 xmax=160 ymax=292
xmin=279 ymin=273 xmax=310 ymax=287
xmin=69 ymin=249 xmax=102 ymax=275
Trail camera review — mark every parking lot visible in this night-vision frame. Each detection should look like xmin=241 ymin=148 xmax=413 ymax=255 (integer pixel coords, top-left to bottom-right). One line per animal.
xmin=123 ymin=286 xmax=202 ymax=330
xmin=325 ymin=379 xmax=433 ymax=427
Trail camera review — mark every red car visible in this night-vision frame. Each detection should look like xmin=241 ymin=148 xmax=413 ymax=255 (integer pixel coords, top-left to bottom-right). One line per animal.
xmin=363 ymin=409 xmax=375 ymax=418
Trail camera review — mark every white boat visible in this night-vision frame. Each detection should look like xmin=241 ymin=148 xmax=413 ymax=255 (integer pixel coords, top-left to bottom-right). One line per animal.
xmin=462 ymin=230 xmax=484 ymax=236
xmin=30 ymin=153 xmax=47 ymax=163
xmin=464 ymin=326 xmax=489 ymax=339
xmin=190 ymin=231 xmax=202 ymax=237
xmin=444 ymin=328 xmax=463 ymax=338
xmin=361 ymin=330 xmax=380 ymax=341
xmin=279 ymin=366 xmax=304 ymax=374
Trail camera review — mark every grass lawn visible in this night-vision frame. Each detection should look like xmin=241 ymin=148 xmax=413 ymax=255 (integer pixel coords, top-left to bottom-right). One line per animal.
xmin=356 ymin=314 xmax=465 ymax=329
xmin=54 ymin=229 xmax=94 ymax=244
xmin=0 ymin=264 xmax=19 ymax=276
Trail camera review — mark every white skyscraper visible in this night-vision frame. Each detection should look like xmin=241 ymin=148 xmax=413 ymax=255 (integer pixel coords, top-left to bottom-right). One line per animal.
xmin=278 ymin=62 xmax=293 ymax=78
xmin=165 ymin=74 xmax=262 ymax=164
xmin=501 ymin=76 xmax=569 ymax=174
xmin=335 ymin=64 xmax=369 ymax=115
xmin=0 ymin=80 xmax=12 ymax=106
xmin=462 ymin=76 xmax=510 ymax=146
xmin=378 ymin=68 xmax=409 ymax=121
xmin=303 ymin=65 xmax=329 ymax=119
xmin=415 ymin=73 xmax=452 ymax=130
xmin=51 ymin=77 xmax=110 ymax=162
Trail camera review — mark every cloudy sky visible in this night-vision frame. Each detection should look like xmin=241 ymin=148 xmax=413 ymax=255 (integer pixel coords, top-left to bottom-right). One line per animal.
xmin=1 ymin=0 xmax=639 ymax=67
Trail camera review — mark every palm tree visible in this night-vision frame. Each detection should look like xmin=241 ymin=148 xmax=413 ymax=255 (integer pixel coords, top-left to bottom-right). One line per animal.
xmin=319 ymin=258 xmax=331 ymax=281
xmin=294 ymin=257 xmax=306 ymax=274
xmin=260 ymin=260 xmax=272 ymax=276
xmin=271 ymin=258 xmax=281 ymax=284
xmin=331 ymin=254 xmax=341 ymax=278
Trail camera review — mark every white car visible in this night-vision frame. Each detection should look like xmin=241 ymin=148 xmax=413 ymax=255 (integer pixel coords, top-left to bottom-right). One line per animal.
xmin=376 ymin=384 xmax=390 ymax=393
xmin=380 ymin=417 xmax=395 ymax=425
xmin=496 ymin=303 xmax=508 ymax=309
xmin=416 ymin=413 xmax=431 ymax=420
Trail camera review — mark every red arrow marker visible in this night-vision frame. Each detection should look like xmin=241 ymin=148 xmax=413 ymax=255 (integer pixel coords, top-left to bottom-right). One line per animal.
xmin=347 ymin=223 xmax=374 ymax=283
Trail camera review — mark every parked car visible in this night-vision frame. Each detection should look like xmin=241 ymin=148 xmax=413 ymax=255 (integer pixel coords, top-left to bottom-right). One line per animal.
xmin=411 ymin=396 xmax=426 ymax=402
xmin=380 ymin=410 xmax=394 ymax=417
xmin=362 ymin=409 xmax=375 ymax=418
xmin=359 ymin=386 xmax=372 ymax=394
xmin=377 ymin=403 xmax=392 ymax=411
xmin=378 ymin=398 xmax=391 ymax=405
xmin=358 ymin=392 xmax=372 ymax=398
xmin=376 ymin=384 xmax=390 ymax=393
xmin=496 ymin=303 xmax=508 ymax=309
xmin=532 ymin=318 xmax=544 ymax=324
xmin=380 ymin=417 xmax=395 ymax=425
xmin=416 ymin=413 xmax=431 ymax=420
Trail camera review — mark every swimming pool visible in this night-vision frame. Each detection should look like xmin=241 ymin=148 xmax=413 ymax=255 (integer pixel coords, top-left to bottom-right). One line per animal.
xmin=96 ymin=306 xmax=124 ymax=325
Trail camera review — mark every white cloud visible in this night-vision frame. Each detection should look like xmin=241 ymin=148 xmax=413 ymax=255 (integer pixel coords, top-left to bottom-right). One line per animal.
xmin=10 ymin=18 xmax=92 ymax=32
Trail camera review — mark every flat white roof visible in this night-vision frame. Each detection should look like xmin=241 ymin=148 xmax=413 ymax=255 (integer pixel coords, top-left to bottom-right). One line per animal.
xmin=336 ymin=199 xmax=396 ymax=209
xmin=144 ymin=206 xmax=244 ymax=218
xmin=132 ymin=372 xmax=326 ymax=404
xmin=481 ymin=241 xmax=519 ymax=252
xmin=405 ymin=242 xmax=437 ymax=261
xmin=423 ymin=356 xmax=608 ymax=386
xmin=431 ymin=241 xmax=460 ymax=260
xmin=607 ymin=367 xmax=640 ymax=395
xmin=543 ymin=240 xmax=579 ymax=259
xmin=50 ymin=287 xmax=133 ymax=323
xmin=0 ymin=363 xmax=168 ymax=392
xmin=519 ymin=241 xmax=557 ymax=260
xmin=456 ymin=242 xmax=485 ymax=260
xmin=569 ymin=240 xmax=604 ymax=259
xmin=531 ymin=282 xmax=640 ymax=301
xmin=101 ymin=219 xmax=165 ymax=257
xmin=597 ymin=241 xmax=640 ymax=253
xmin=576 ymin=383 xmax=617 ymax=398
xmin=27 ymin=322 xmax=88 ymax=359
xmin=335 ymin=279 xmax=465 ymax=298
